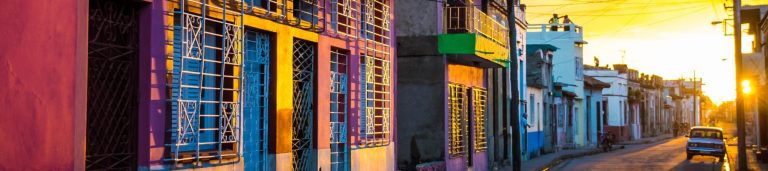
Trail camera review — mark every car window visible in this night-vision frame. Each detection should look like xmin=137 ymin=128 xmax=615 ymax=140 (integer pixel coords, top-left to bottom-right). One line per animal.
xmin=690 ymin=129 xmax=722 ymax=139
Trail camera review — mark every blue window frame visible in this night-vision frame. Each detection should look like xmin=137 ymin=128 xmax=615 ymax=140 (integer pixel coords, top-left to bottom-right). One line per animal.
xmin=167 ymin=0 xmax=244 ymax=165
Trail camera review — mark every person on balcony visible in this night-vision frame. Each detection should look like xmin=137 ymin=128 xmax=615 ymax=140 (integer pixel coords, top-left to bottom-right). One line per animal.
xmin=563 ymin=15 xmax=572 ymax=31
xmin=548 ymin=13 xmax=559 ymax=31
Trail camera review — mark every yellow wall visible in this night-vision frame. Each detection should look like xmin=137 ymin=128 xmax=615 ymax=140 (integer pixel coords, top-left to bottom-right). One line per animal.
xmin=447 ymin=64 xmax=485 ymax=88
xmin=350 ymin=145 xmax=396 ymax=171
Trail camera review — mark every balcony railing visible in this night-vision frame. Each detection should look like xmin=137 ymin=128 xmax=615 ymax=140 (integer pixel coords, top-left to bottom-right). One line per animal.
xmin=444 ymin=6 xmax=509 ymax=47
xmin=528 ymin=23 xmax=583 ymax=34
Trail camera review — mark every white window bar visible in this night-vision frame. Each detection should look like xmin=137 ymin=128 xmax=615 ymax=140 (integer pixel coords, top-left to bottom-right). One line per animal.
xmin=330 ymin=48 xmax=350 ymax=171
xmin=358 ymin=0 xmax=391 ymax=149
xmin=167 ymin=0 xmax=245 ymax=166
xmin=331 ymin=0 xmax=359 ymax=38
xmin=448 ymin=83 xmax=468 ymax=157
xmin=472 ymin=88 xmax=488 ymax=152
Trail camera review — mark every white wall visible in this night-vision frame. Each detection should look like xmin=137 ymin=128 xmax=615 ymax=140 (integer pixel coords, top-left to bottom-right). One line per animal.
xmin=526 ymin=87 xmax=544 ymax=133
xmin=584 ymin=70 xmax=628 ymax=126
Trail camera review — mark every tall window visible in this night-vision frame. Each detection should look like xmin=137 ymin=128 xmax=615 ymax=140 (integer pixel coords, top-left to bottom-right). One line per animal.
xmin=359 ymin=55 xmax=391 ymax=147
xmin=358 ymin=0 xmax=391 ymax=149
xmin=167 ymin=6 xmax=244 ymax=163
xmin=292 ymin=39 xmax=317 ymax=170
xmin=473 ymin=88 xmax=488 ymax=152
xmin=575 ymin=57 xmax=583 ymax=80
xmin=448 ymin=83 xmax=468 ymax=157
xmin=529 ymin=94 xmax=535 ymax=126
xmin=330 ymin=48 xmax=349 ymax=171
xmin=243 ymin=29 xmax=270 ymax=170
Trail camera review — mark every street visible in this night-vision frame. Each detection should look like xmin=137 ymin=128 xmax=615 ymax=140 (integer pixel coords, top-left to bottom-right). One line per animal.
xmin=549 ymin=137 xmax=731 ymax=171
xmin=549 ymin=122 xmax=746 ymax=171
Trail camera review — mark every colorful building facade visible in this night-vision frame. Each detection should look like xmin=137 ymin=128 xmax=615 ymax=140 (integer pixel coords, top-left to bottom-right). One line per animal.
xmin=0 ymin=0 xmax=396 ymax=170
xmin=395 ymin=0 xmax=524 ymax=170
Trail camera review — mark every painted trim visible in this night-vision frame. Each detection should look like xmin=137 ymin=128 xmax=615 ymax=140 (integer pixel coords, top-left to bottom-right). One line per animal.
xmin=74 ymin=0 xmax=88 ymax=170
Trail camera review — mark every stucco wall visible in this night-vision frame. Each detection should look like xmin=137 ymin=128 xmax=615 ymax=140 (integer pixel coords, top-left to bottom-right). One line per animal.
xmin=396 ymin=56 xmax=446 ymax=169
xmin=0 ymin=0 xmax=84 ymax=170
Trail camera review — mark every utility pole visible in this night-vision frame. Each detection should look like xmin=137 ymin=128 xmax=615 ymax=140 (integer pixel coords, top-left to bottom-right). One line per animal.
xmin=733 ymin=0 xmax=747 ymax=169
xmin=693 ymin=71 xmax=697 ymax=126
xmin=507 ymin=0 xmax=521 ymax=170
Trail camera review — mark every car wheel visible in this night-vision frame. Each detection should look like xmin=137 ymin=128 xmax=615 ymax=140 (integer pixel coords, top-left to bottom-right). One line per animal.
xmin=686 ymin=153 xmax=693 ymax=160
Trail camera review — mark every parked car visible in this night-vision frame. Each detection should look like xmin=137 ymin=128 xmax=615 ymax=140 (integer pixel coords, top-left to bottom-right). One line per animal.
xmin=686 ymin=126 xmax=727 ymax=160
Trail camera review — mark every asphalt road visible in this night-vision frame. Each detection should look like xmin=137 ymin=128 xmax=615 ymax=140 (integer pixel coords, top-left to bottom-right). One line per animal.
xmin=549 ymin=137 xmax=732 ymax=171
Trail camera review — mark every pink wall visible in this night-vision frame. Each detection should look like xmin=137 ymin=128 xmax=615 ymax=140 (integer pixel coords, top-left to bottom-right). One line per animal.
xmin=0 ymin=0 xmax=86 ymax=170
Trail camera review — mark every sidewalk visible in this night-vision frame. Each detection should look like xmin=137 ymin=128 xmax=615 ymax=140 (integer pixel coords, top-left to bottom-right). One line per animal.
xmin=519 ymin=148 xmax=601 ymax=171
xmin=510 ymin=134 xmax=674 ymax=171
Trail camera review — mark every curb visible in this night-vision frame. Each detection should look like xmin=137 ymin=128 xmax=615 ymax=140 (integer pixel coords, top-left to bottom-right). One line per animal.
xmin=536 ymin=135 xmax=675 ymax=171
xmin=536 ymin=149 xmax=602 ymax=171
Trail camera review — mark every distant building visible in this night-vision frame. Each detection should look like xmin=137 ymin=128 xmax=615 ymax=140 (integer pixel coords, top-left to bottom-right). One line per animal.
xmin=527 ymin=20 xmax=589 ymax=147
xmin=524 ymin=44 xmax=558 ymax=159
xmin=585 ymin=66 xmax=629 ymax=142
xmin=583 ymin=76 xmax=611 ymax=146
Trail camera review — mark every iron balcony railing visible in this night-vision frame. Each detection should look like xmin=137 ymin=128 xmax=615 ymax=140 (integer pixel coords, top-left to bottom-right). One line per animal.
xmin=444 ymin=6 xmax=509 ymax=47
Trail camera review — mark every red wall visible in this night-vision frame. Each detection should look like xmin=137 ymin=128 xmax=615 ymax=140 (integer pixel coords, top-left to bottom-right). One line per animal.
xmin=0 ymin=0 xmax=84 ymax=170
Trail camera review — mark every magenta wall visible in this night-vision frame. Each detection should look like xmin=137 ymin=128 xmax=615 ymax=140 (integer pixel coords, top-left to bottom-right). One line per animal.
xmin=0 ymin=0 xmax=85 ymax=170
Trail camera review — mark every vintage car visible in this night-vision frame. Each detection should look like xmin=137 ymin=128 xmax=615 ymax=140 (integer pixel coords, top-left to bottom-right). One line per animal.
xmin=686 ymin=126 xmax=727 ymax=160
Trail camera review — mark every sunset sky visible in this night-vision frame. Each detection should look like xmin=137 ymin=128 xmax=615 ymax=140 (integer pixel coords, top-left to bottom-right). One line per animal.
xmin=521 ymin=0 xmax=767 ymax=104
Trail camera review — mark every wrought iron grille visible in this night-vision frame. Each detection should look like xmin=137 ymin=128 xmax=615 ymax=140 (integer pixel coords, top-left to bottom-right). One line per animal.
xmin=359 ymin=55 xmax=391 ymax=147
xmin=167 ymin=0 xmax=244 ymax=165
xmin=472 ymin=88 xmax=488 ymax=153
xmin=361 ymin=0 xmax=390 ymax=44
xmin=86 ymin=0 xmax=139 ymax=170
xmin=330 ymin=48 xmax=350 ymax=171
xmin=448 ymin=83 xmax=468 ymax=157
xmin=292 ymin=39 xmax=317 ymax=171
xmin=357 ymin=0 xmax=392 ymax=149
xmin=331 ymin=0 xmax=359 ymax=37
xmin=243 ymin=29 xmax=270 ymax=170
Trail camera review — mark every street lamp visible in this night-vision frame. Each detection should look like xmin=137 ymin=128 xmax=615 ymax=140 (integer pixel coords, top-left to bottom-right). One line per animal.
xmin=742 ymin=80 xmax=752 ymax=94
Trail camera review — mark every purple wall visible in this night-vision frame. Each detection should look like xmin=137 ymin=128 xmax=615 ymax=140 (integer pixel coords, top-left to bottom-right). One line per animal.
xmin=136 ymin=0 xmax=167 ymax=169
xmin=0 ymin=0 xmax=86 ymax=170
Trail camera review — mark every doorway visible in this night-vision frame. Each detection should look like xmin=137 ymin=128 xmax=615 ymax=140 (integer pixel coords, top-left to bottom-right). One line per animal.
xmin=86 ymin=0 xmax=141 ymax=170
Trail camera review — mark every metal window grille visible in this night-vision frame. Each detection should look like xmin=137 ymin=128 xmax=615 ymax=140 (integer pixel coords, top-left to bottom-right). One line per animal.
xmin=247 ymin=0 xmax=287 ymax=17
xmin=359 ymin=55 xmax=391 ymax=147
xmin=86 ymin=0 xmax=140 ymax=170
xmin=243 ymin=29 xmax=270 ymax=170
xmin=330 ymin=48 xmax=350 ymax=171
xmin=167 ymin=0 xmax=245 ymax=165
xmin=331 ymin=0 xmax=359 ymax=37
xmin=472 ymin=88 xmax=488 ymax=153
xmin=361 ymin=0 xmax=390 ymax=45
xmin=292 ymin=39 xmax=317 ymax=171
xmin=293 ymin=0 xmax=320 ymax=28
xmin=448 ymin=83 xmax=468 ymax=157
